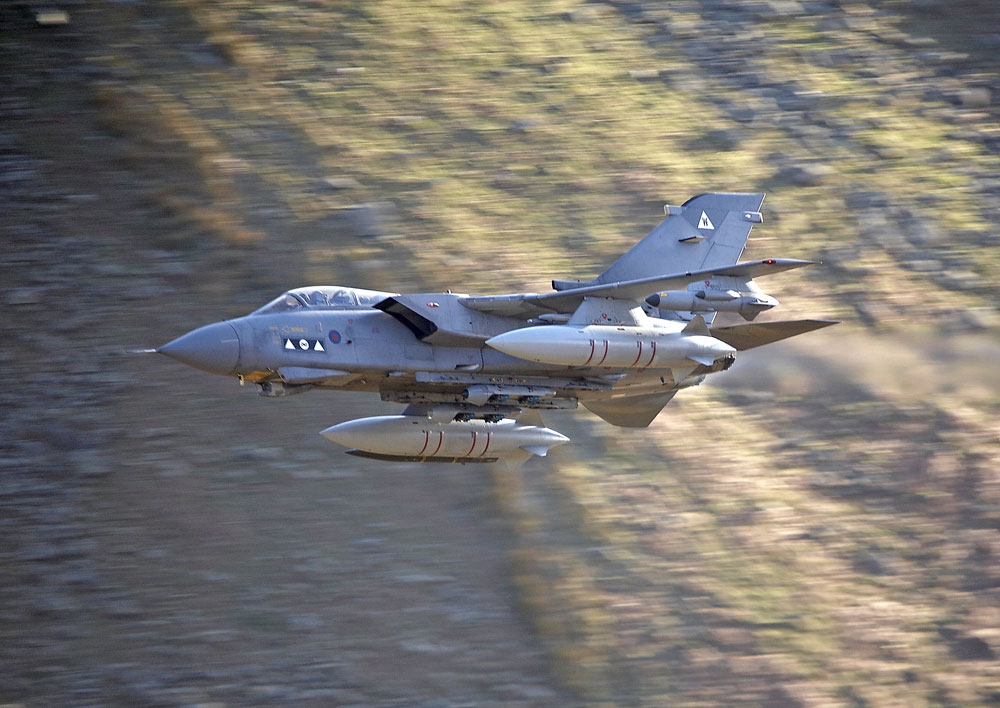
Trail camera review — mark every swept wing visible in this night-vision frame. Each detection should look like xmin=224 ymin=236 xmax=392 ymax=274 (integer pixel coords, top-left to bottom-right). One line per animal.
xmin=459 ymin=258 xmax=813 ymax=318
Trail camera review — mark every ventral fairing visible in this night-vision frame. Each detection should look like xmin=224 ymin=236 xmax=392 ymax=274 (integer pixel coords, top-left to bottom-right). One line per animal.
xmin=157 ymin=193 xmax=836 ymax=463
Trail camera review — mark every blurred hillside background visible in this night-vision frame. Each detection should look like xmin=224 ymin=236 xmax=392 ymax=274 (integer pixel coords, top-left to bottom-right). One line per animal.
xmin=1 ymin=0 xmax=998 ymax=706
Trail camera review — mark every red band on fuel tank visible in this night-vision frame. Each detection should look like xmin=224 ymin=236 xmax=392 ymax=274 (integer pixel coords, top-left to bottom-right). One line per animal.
xmin=596 ymin=340 xmax=609 ymax=366
xmin=629 ymin=341 xmax=643 ymax=368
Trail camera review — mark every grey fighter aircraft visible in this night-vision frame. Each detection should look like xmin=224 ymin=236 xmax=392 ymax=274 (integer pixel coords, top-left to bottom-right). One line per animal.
xmin=157 ymin=193 xmax=835 ymax=464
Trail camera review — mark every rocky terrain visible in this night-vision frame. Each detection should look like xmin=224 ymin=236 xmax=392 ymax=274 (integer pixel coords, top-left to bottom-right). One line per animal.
xmin=1 ymin=1 xmax=998 ymax=706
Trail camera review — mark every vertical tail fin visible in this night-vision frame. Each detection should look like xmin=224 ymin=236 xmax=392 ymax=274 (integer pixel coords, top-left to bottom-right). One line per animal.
xmin=597 ymin=193 xmax=765 ymax=284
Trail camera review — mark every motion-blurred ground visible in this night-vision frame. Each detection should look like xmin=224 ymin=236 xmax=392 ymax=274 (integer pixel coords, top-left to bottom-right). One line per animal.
xmin=2 ymin=1 xmax=998 ymax=706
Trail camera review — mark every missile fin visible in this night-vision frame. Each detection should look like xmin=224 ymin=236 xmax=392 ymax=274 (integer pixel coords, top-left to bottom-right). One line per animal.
xmin=498 ymin=450 xmax=534 ymax=470
xmin=681 ymin=314 xmax=710 ymax=336
xmin=687 ymin=353 xmax=716 ymax=367
xmin=520 ymin=445 xmax=552 ymax=457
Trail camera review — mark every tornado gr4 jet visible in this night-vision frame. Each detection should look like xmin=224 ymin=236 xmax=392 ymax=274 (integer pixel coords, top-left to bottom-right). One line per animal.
xmin=157 ymin=192 xmax=836 ymax=464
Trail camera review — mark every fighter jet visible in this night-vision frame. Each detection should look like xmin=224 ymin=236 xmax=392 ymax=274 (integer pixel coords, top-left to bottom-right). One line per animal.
xmin=157 ymin=193 xmax=835 ymax=464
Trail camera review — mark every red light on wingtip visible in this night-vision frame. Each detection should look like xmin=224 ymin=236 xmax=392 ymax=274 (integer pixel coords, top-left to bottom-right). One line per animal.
xmin=765 ymin=259 xmax=774 ymax=264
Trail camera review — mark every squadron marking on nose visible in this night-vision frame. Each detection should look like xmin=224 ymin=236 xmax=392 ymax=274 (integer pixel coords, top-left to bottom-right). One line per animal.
xmin=283 ymin=338 xmax=327 ymax=352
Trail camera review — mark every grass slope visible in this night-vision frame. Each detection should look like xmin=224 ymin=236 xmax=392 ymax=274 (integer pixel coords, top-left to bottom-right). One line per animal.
xmin=5 ymin=0 xmax=999 ymax=705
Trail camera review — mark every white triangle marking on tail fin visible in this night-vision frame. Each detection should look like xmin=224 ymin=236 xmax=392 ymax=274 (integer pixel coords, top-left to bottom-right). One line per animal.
xmin=698 ymin=211 xmax=715 ymax=230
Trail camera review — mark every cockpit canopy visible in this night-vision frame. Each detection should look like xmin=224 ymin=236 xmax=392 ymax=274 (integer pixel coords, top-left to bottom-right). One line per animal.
xmin=251 ymin=286 xmax=396 ymax=315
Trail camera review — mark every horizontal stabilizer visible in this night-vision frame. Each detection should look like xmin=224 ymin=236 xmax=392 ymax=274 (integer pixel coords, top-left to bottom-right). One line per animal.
xmin=582 ymin=391 xmax=676 ymax=428
xmin=710 ymin=319 xmax=838 ymax=351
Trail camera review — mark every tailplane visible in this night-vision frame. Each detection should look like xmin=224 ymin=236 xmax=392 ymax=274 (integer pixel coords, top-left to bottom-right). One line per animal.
xmin=582 ymin=391 xmax=677 ymax=428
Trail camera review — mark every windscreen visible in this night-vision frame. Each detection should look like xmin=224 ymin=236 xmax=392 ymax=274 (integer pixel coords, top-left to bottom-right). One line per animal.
xmin=251 ymin=286 xmax=395 ymax=315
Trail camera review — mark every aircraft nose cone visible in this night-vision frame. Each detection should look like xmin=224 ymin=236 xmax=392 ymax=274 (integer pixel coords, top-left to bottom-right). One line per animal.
xmin=158 ymin=321 xmax=240 ymax=375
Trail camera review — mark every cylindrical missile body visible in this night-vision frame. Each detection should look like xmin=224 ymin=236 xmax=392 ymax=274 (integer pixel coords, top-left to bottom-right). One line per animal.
xmin=701 ymin=288 xmax=741 ymax=302
xmin=320 ymin=415 xmax=569 ymax=461
xmin=485 ymin=325 xmax=735 ymax=369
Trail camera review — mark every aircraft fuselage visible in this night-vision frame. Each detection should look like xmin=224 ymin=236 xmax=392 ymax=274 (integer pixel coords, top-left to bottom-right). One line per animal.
xmin=155 ymin=192 xmax=836 ymax=461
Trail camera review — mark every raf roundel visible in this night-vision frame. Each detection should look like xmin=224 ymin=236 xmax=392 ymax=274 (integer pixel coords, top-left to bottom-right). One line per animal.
xmin=329 ymin=329 xmax=342 ymax=344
